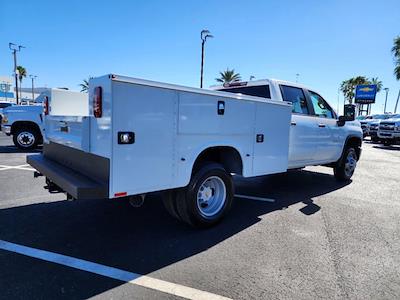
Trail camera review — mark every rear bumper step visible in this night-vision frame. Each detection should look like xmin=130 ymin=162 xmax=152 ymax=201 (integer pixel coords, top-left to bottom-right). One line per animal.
xmin=27 ymin=154 xmax=108 ymax=199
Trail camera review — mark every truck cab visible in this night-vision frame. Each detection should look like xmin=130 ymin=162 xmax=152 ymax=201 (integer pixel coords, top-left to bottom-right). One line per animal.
xmin=213 ymin=79 xmax=362 ymax=170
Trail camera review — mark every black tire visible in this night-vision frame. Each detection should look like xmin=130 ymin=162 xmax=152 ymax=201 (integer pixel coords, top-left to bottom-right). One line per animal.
xmin=383 ymin=140 xmax=392 ymax=146
xmin=176 ymin=162 xmax=234 ymax=228
xmin=334 ymin=147 xmax=357 ymax=181
xmin=13 ymin=127 xmax=40 ymax=150
xmin=162 ymin=189 xmax=182 ymax=221
xmin=371 ymin=137 xmax=379 ymax=143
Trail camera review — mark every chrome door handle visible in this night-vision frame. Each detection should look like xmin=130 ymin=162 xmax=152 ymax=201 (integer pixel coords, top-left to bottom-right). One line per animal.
xmin=318 ymin=123 xmax=326 ymax=128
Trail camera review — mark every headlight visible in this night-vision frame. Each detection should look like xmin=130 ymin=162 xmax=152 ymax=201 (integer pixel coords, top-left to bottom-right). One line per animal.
xmin=1 ymin=115 xmax=8 ymax=124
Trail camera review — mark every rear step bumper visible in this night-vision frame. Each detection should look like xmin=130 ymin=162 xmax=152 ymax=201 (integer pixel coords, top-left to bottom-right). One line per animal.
xmin=27 ymin=154 xmax=108 ymax=199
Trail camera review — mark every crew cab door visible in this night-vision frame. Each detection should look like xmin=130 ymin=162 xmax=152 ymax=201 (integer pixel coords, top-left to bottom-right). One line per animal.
xmin=306 ymin=90 xmax=342 ymax=162
xmin=279 ymin=85 xmax=318 ymax=167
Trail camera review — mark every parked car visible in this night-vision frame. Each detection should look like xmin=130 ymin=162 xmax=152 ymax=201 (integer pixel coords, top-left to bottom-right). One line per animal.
xmin=28 ymin=75 xmax=362 ymax=227
xmin=378 ymin=114 xmax=400 ymax=146
xmin=359 ymin=114 xmax=394 ymax=138
xmin=1 ymin=89 xmax=87 ymax=150
xmin=0 ymin=101 xmax=14 ymax=128
xmin=369 ymin=121 xmax=380 ymax=142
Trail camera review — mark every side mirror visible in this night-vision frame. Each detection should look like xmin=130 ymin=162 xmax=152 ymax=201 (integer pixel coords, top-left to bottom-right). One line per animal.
xmin=337 ymin=116 xmax=346 ymax=127
xmin=343 ymin=104 xmax=355 ymax=121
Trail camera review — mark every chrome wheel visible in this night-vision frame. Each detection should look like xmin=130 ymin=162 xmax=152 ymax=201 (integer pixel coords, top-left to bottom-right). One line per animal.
xmin=196 ymin=176 xmax=226 ymax=218
xmin=344 ymin=150 xmax=357 ymax=177
xmin=17 ymin=131 xmax=35 ymax=147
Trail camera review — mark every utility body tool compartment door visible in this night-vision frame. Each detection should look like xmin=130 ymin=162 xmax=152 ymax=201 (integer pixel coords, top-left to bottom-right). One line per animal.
xmin=253 ymin=102 xmax=291 ymax=176
xmin=110 ymin=81 xmax=177 ymax=196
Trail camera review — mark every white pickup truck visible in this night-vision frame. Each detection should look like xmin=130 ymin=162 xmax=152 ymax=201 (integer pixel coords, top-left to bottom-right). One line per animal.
xmin=27 ymin=74 xmax=362 ymax=227
xmin=1 ymin=89 xmax=87 ymax=149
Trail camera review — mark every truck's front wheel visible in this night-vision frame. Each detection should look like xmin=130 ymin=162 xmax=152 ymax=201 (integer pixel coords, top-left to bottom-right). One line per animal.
xmin=13 ymin=127 xmax=40 ymax=150
xmin=176 ymin=162 xmax=234 ymax=228
xmin=334 ymin=147 xmax=357 ymax=181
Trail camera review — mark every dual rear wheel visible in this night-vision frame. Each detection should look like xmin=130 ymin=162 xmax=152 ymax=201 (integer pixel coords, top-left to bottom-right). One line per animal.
xmin=163 ymin=162 xmax=234 ymax=228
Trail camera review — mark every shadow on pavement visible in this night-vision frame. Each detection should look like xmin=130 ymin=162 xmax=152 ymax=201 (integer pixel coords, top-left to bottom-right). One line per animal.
xmin=0 ymin=144 xmax=42 ymax=154
xmin=0 ymin=169 xmax=350 ymax=299
xmin=373 ymin=145 xmax=400 ymax=151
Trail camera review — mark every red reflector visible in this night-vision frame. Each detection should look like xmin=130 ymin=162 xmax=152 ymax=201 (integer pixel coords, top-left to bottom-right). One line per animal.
xmin=43 ymin=96 xmax=49 ymax=115
xmin=114 ymin=192 xmax=127 ymax=197
xmin=93 ymin=86 xmax=102 ymax=118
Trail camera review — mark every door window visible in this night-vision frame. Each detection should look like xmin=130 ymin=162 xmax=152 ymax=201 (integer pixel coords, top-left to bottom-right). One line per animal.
xmin=280 ymin=85 xmax=309 ymax=114
xmin=309 ymin=91 xmax=334 ymax=118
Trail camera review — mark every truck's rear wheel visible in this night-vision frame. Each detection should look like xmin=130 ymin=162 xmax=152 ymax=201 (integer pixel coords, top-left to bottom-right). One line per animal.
xmin=13 ymin=127 xmax=40 ymax=150
xmin=162 ymin=189 xmax=182 ymax=220
xmin=334 ymin=147 xmax=357 ymax=181
xmin=176 ymin=162 xmax=233 ymax=228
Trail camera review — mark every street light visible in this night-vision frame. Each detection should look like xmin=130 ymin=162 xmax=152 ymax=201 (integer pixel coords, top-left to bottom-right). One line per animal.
xmin=200 ymin=29 xmax=213 ymax=88
xmin=383 ymin=87 xmax=389 ymax=113
xmin=9 ymin=42 xmax=25 ymax=104
xmin=29 ymin=75 xmax=37 ymax=101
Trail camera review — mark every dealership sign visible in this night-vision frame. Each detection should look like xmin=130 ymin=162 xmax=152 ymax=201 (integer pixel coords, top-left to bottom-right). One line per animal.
xmin=355 ymin=85 xmax=377 ymax=104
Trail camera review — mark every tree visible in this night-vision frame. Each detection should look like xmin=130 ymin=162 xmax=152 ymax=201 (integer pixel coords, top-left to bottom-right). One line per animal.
xmin=16 ymin=66 xmax=27 ymax=99
xmin=370 ymin=77 xmax=382 ymax=93
xmin=79 ymin=78 xmax=90 ymax=92
xmin=340 ymin=76 xmax=369 ymax=104
xmin=215 ymin=68 xmax=241 ymax=84
xmin=340 ymin=76 xmax=383 ymax=104
xmin=392 ymin=36 xmax=400 ymax=80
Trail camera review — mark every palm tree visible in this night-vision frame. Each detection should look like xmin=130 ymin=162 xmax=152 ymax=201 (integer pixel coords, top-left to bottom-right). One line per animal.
xmin=79 ymin=78 xmax=90 ymax=92
xmin=16 ymin=66 xmax=27 ymax=99
xmin=392 ymin=36 xmax=400 ymax=80
xmin=370 ymin=77 xmax=382 ymax=93
xmin=392 ymin=36 xmax=400 ymax=112
xmin=340 ymin=76 xmax=369 ymax=104
xmin=215 ymin=69 xmax=241 ymax=84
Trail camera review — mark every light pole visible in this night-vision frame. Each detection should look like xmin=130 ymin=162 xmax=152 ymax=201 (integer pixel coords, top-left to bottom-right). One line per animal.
xmin=295 ymin=73 xmax=299 ymax=83
xmin=200 ymin=29 xmax=213 ymax=88
xmin=383 ymin=87 xmax=389 ymax=113
xmin=250 ymin=75 xmax=255 ymax=81
xmin=29 ymin=75 xmax=37 ymax=101
xmin=8 ymin=43 xmax=25 ymax=105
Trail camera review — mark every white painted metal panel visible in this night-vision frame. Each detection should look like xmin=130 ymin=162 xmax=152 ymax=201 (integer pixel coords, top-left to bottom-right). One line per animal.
xmin=178 ymin=92 xmax=255 ymax=135
xmin=252 ymin=102 xmax=291 ymax=176
xmin=110 ymin=81 xmax=177 ymax=196
xmin=45 ymin=115 xmax=90 ymax=151
xmin=49 ymin=89 xmax=88 ymax=116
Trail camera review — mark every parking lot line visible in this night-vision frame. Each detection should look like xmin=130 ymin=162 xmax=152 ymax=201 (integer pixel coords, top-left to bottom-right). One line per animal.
xmin=0 ymin=239 xmax=231 ymax=300
xmin=0 ymin=164 xmax=35 ymax=172
xmin=234 ymin=194 xmax=275 ymax=203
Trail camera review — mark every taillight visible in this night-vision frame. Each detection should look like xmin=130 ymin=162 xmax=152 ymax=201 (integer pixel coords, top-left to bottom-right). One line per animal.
xmin=43 ymin=96 xmax=49 ymax=115
xmin=93 ymin=86 xmax=102 ymax=118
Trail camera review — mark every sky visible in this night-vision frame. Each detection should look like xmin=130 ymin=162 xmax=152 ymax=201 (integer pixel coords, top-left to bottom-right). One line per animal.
xmin=1 ymin=0 xmax=399 ymax=114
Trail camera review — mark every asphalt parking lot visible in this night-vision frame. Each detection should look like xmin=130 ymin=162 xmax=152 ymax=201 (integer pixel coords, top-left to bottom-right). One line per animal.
xmin=0 ymin=132 xmax=399 ymax=300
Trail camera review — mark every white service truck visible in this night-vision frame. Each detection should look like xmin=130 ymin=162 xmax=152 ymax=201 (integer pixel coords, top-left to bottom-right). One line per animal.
xmin=27 ymin=74 xmax=362 ymax=227
xmin=1 ymin=89 xmax=87 ymax=149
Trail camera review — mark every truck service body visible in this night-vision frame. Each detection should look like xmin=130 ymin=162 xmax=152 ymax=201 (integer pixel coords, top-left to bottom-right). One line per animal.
xmin=1 ymin=89 xmax=87 ymax=149
xmin=28 ymin=74 xmax=362 ymax=227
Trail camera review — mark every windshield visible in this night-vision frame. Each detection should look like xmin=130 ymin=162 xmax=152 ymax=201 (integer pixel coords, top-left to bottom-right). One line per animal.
xmin=356 ymin=116 xmax=366 ymax=120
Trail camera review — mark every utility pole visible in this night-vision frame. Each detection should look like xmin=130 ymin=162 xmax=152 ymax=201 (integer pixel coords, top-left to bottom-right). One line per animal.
xmin=200 ymin=30 xmax=213 ymax=88
xmin=337 ymin=87 xmax=340 ymax=114
xmin=8 ymin=43 xmax=25 ymax=105
xmin=295 ymin=73 xmax=299 ymax=83
xmin=383 ymin=87 xmax=389 ymax=113
xmin=395 ymin=89 xmax=400 ymax=113
xmin=29 ymin=75 xmax=37 ymax=101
